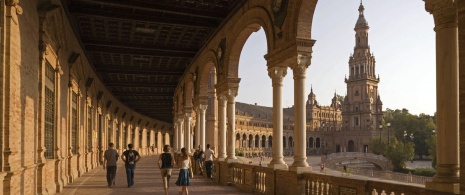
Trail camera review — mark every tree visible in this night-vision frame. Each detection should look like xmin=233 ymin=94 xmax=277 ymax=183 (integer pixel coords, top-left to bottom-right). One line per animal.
xmin=426 ymin=135 xmax=437 ymax=169
xmin=370 ymin=137 xmax=415 ymax=170
xmin=369 ymin=137 xmax=386 ymax=155
xmin=383 ymin=108 xmax=436 ymax=159
xmin=385 ymin=138 xmax=415 ymax=170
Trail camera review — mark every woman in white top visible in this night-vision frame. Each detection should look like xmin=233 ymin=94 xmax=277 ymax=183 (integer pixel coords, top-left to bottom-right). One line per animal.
xmin=175 ymin=148 xmax=191 ymax=195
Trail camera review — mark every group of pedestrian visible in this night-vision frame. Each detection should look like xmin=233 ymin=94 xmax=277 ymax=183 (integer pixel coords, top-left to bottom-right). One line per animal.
xmin=103 ymin=142 xmax=216 ymax=195
xmin=103 ymin=143 xmax=141 ymax=188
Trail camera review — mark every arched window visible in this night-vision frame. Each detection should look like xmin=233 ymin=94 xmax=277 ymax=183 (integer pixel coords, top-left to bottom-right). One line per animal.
xmin=309 ymin=137 xmax=314 ymax=148
xmin=316 ymin=138 xmax=321 ymax=148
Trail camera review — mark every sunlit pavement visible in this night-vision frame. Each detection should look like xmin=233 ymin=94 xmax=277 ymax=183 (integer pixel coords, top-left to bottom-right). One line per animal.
xmin=59 ymin=155 xmax=251 ymax=195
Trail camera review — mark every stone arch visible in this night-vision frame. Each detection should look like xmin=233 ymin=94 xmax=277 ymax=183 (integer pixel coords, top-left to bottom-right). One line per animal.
xmin=273 ymin=0 xmax=316 ymax=41
xmin=255 ymin=134 xmax=260 ymax=148
xmin=348 ymin=140 xmax=355 ymax=152
xmin=197 ymin=52 xmax=217 ymax=98
xmin=261 ymin=135 xmax=266 ymax=147
xmin=283 ymin=136 xmax=287 ymax=148
xmin=184 ymin=79 xmax=194 ymax=108
xmin=288 ymin=136 xmax=293 ymax=148
xmin=316 ymin=137 xmax=321 ymax=148
xmin=268 ymin=135 xmax=272 ymax=147
xmin=223 ymin=7 xmax=274 ymax=80
xmin=309 ymin=137 xmax=314 ymax=148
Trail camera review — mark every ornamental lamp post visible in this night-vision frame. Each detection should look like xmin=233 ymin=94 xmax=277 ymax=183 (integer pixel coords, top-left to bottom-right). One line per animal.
xmin=387 ymin=123 xmax=391 ymax=146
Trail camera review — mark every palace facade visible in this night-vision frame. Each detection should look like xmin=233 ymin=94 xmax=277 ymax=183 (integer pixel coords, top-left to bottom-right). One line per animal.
xmin=234 ymin=3 xmax=384 ymax=157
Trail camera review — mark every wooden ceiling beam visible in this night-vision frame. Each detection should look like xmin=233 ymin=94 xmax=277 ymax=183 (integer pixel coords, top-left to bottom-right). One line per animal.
xmin=112 ymin=93 xmax=174 ymax=97
xmin=95 ymin=67 xmax=184 ymax=76
xmin=105 ymin=82 xmax=178 ymax=87
xmin=73 ymin=0 xmax=226 ymax=20
xmin=86 ymin=45 xmax=195 ymax=58
xmin=70 ymin=7 xmax=217 ymax=28
xmin=82 ymin=40 xmax=198 ymax=55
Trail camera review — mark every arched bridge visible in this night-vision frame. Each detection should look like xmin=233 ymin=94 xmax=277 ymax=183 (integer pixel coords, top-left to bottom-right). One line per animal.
xmin=321 ymin=152 xmax=393 ymax=171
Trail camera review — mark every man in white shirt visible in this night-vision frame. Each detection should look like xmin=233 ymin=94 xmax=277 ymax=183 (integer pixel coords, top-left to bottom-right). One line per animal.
xmin=203 ymin=144 xmax=215 ymax=179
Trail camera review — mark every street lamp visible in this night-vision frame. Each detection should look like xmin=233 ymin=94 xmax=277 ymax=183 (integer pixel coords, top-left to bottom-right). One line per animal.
xmin=387 ymin=123 xmax=391 ymax=146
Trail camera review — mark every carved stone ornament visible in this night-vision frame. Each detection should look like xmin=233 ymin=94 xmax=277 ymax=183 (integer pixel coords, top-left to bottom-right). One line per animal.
xmin=6 ymin=0 xmax=23 ymax=15
xmin=268 ymin=66 xmax=287 ymax=84
xmin=424 ymin=0 xmax=457 ymax=30
xmin=292 ymin=54 xmax=312 ymax=76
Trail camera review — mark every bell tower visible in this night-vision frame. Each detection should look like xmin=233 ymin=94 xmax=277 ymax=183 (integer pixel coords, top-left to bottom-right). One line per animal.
xmin=342 ymin=1 xmax=383 ymax=132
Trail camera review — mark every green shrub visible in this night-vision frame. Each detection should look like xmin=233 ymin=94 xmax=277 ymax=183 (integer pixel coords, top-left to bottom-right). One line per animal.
xmin=412 ymin=168 xmax=436 ymax=177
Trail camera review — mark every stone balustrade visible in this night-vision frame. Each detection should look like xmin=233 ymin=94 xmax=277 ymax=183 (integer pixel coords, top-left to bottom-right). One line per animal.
xmin=207 ymin=160 xmax=452 ymax=195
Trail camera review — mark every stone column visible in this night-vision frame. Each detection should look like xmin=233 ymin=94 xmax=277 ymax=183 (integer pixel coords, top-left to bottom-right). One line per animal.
xmin=184 ymin=112 xmax=192 ymax=153
xmin=173 ymin=122 xmax=178 ymax=152
xmin=268 ymin=66 xmax=288 ymax=169
xmin=134 ymin=127 xmax=140 ymax=149
xmin=199 ymin=105 xmax=208 ymax=150
xmin=226 ymin=89 xmax=238 ymax=162
xmin=142 ymin=128 xmax=147 ymax=154
xmin=220 ymin=103 xmax=231 ymax=156
xmin=195 ymin=107 xmax=200 ymax=148
xmin=424 ymin=1 xmax=460 ymax=194
xmin=289 ymin=55 xmax=311 ymax=173
xmin=150 ymin=130 xmax=155 ymax=154
xmin=178 ymin=117 xmax=184 ymax=150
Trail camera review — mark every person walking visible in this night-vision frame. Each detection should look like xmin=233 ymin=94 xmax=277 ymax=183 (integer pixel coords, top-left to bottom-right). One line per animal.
xmin=121 ymin=143 xmax=141 ymax=187
xmin=204 ymin=144 xmax=215 ymax=179
xmin=175 ymin=148 xmax=191 ymax=195
xmin=195 ymin=145 xmax=204 ymax=175
xmin=158 ymin=145 xmax=175 ymax=195
xmin=103 ymin=142 xmax=119 ymax=188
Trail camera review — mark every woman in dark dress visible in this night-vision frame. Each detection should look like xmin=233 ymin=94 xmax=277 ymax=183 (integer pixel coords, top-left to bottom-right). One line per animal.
xmin=158 ymin=145 xmax=175 ymax=195
xmin=175 ymin=147 xmax=191 ymax=195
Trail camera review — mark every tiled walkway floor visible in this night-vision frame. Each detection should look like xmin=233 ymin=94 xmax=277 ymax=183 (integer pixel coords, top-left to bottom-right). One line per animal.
xmin=59 ymin=155 xmax=250 ymax=195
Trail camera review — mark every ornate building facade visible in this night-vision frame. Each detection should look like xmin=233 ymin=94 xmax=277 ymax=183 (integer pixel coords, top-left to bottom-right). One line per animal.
xmin=234 ymin=2 xmax=384 ymax=157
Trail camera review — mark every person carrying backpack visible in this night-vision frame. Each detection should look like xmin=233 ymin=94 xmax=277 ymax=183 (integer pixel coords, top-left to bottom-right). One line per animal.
xmin=195 ymin=145 xmax=204 ymax=175
xmin=121 ymin=143 xmax=141 ymax=187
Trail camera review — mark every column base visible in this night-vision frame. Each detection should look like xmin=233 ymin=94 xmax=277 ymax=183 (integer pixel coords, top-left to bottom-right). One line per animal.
xmin=425 ymin=181 xmax=460 ymax=194
xmin=225 ymin=158 xmax=239 ymax=163
xmin=267 ymin=163 xmax=288 ymax=170
xmin=288 ymin=166 xmax=312 ymax=173
xmin=217 ymin=157 xmax=226 ymax=161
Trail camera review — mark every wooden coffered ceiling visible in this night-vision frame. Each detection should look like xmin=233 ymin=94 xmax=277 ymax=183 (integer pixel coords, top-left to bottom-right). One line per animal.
xmin=63 ymin=0 xmax=245 ymax=123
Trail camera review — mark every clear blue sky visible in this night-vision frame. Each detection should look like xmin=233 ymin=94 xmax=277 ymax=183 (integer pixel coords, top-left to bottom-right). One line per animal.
xmin=236 ymin=0 xmax=436 ymax=115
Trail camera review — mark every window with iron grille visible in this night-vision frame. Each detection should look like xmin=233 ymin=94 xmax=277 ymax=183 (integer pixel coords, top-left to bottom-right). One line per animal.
xmin=108 ymin=119 xmax=112 ymax=144
xmin=116 ymin=124 xmax=120 ymax=149
xmin=71 ymin=92 xmax=78 ymax=155
xmin=87 ymin=107 xmax=92 ymax=152
xmin=44 ymin=61 xmax=55 ymax=159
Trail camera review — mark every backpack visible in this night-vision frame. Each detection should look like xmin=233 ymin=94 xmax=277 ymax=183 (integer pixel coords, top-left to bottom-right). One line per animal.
xmin=126 ymin=150 xmax=136 ymax=165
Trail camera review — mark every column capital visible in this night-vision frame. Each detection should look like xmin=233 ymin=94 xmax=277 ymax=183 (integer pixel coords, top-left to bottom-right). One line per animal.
xmin=291 ymin=54 xmax=312 ymax=77
xmin=185 ymin=112 xmax=191 ymax=118
xmin=268 ymin=66 xmax=288 ymax=86
xmin=199 ymin=104 xmax=208 ymax=111
xmin=227 ymin=89 xmax=238 ymax=102
xmin=424 ymin=0 xmax=457 ymax=30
